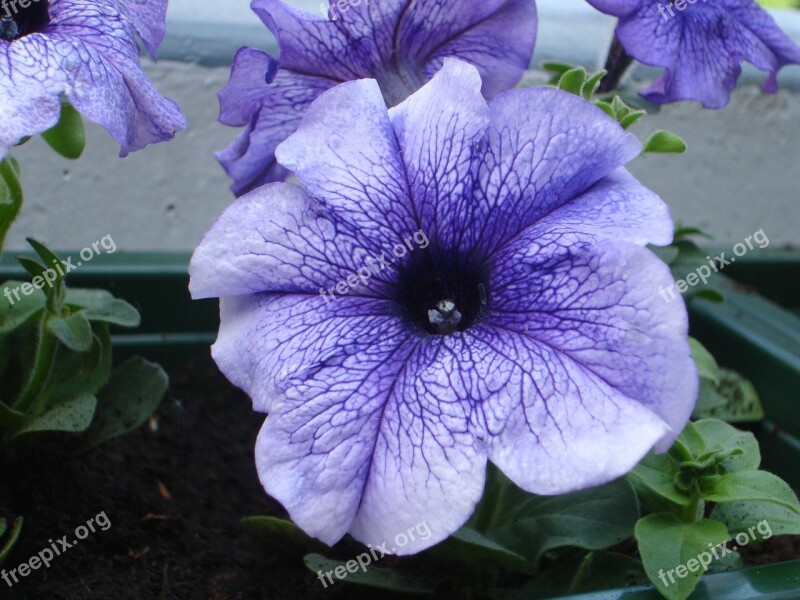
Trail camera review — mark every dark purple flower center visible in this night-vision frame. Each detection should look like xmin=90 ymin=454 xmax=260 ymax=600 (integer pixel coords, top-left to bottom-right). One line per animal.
xmin=394 ymin=249 xmax=489 ymax=336
xmin=0 ymin=0 xmax=50 ymax=41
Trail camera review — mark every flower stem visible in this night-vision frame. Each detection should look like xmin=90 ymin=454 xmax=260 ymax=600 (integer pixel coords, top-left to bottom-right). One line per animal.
xmin=0 ymin=157 xmax=23 ymax=253
xmin=12 ymin=318 xmax=58 ymax=416
xmin=598 ymin=34 xmax=634 ymax=94
xmin=683 ymin=493 xmax=703 ymax=524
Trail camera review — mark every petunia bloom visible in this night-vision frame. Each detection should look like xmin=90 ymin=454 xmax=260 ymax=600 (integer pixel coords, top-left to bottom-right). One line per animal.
xmin=191 ymin=59 xmax=697 ymax=554
xmin=587 ymin=0 xmax=800 ymax=108
xmin=0 ymin=0 xmax=186 ymax=159
xmin=215 ymin=0 xmax=538 ymax=196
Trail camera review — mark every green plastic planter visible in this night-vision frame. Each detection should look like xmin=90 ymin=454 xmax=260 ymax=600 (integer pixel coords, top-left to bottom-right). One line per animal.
xmin=1 ymin=250 xmax=798 ymax=600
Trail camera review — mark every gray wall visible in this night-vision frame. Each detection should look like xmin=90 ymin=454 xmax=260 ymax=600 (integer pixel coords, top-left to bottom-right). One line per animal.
xmin=5 ymin=0 xmax=800 ymax=251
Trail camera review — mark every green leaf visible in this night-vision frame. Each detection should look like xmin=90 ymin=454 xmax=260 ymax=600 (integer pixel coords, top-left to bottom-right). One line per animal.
xmin=629 ymin=452 xmax=691 ymax=507
xmin=643 ymin=130 xmax=687 ymax=154
xmin=712 ymin=500 xmax=800 ymax=537
xmin=541 ymin=61 xmax=576 ymax=76
xmin=15 ymin=393 xmax=97 ymax=436
xmin=690 ymin=338 xmax=719 ymax=385
xmin=619 ymin=109 xmax=646 ymax=129
xmin=558 ymin=67 xmax=587 ymax=95
xmin=581 ymin=71 xmax=606 ymax=100
xmin=694 ymin=369 xmax=764 ymax=423
xmin=692 ymin=419 xmax=760 ymax=472
xmin=47 ymin=312 xmax=93 ymax=352
xmin=241 ymin=516 xmax=323 ymax=553
xmin=693 ymin=379 xmax=729 ymax=419
xmin=27 ymin=238 xmax=63 ymax=278
xmin=636 ymin=514 xmax=729 ymax=600
xmin=430 ymin=527 xmax=526 ymax=571
xmin=84 ymin=357 xmax=168 ymax=448
xmin=707 ymin=550 xmax=743 ymax=573
xmin=0 ymin=280 xmax=46 ymax=334
xmin=593 ymin=100 xmax=616 ymax=118
xmin=0 ymin=517 xmax=23 ymax=566
xmin=571 ymin=551 xmax=648 ymax=593
xmin=611 ymin=95 xmax=630 ymax=120
xmin=26 ymin=238 xmax=66 ymax=311
xmin=489 ymin=478 xmax=640 ymax=568
xmin=41 ymin=103 xmax=86 ymax=159
xmin=648 ymin=244 xmax=680 ymax=266
xmin=674 ymin=226 xmax=713 ymax=240
xmin=304 ymin=553 xmax=434 ymax=594
xmin=66 ymin=288 xmax=140 ymax=328
xmin=691 ymin=288 xmax=726 ymax=303
xmin=38 ymin=322 xmax=113 ymax=410
xmin=16 ymin=256 xmax=47 ymax=281
xmin=701 ymin=470 xmax=800 ymax=512
xmin=0 ymin=400 xmax=27 ymax=430
xmin=501 ymin=548 xmax=590 ymax=600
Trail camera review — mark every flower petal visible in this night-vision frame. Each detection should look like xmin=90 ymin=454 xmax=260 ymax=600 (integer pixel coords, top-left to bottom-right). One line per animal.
xmin=333 ymin=0 xmax=536 ymax=99
xmin=275 ymin=78 xmax=417 ymax=253
xmin=251 ymin=0 xmax=366 ymax=81
xmin=349 ymin=335 xmax=490 ymax=554
xmin=488 ymin=233 xmax=697 ymax=452
xmin=115 ymin=0 xmax=168 ymax=58
xmin=584 ymin=0 xmax=640 ymax=17
xmin=216 ymin=48 xmax=335 ymax=195
xmin=189 ymin=182 xmax=396 ymax=299
xmin=217 ymin=292 xmax=484 ymax=550
xmin=473 ymin=323 xmax=671 ymax=494
xmin=389 ymin=59 xmax=489 ymax=250
xmin=212 ymin=292 xmax=400 ymax=413
xmin=473 ymin=87 xmax=642 ymax=252
xmin=530 ymin=167 xmax=674 ymax=247
xmin=0 ymin=38 xmax=64 ymax=158
xmin=420 ymin=0 xmax=538 ymax=98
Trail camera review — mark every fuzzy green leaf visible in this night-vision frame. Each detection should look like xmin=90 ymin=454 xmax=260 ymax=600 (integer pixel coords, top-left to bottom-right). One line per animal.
xmin=41 ymin=103 xmax=86 ymax=159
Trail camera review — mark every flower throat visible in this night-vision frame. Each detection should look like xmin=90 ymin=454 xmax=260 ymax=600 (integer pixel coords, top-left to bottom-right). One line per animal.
xmin=1 ymin=0 xmax=50 ymax=41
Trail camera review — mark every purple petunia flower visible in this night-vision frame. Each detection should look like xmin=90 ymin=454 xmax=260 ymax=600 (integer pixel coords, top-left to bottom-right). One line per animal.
xmin=191 ymin=59 xmax=697 ymax=554
xmin=588 ymin=0 xmax=800 ymax=108
xmin=215 ymin=0 xmax=538 ymax=196
xmin=0 ymin=0 xmax=185 ymax=159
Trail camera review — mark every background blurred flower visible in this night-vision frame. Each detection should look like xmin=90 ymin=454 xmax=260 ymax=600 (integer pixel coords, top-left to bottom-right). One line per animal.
xmin=191 ymin=59 xmax=697 ymax=554
xmin=0 ymin=0 xmax=186 ymax=159
xmin=588 ymin=0 xmax=800 ymax=107
xmin=215 ymin=0 xmax=538 ymax=196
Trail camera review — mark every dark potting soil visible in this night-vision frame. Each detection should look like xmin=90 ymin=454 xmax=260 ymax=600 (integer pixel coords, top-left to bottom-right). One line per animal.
xmin=0 ymin=358 xmax=798 ymax=599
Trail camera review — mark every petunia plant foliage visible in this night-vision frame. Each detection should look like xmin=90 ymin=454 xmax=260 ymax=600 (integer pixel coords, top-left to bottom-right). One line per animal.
xmin=0 ymin=0 xmax=184 ymax=562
